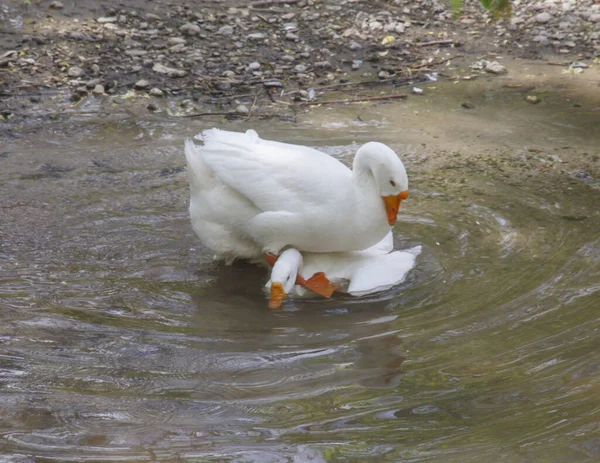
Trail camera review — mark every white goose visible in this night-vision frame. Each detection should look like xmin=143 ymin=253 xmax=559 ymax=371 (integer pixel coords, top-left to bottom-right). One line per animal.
xmin=184 ymin=129 xmax=408 ymax=263
xmin=265 ymin=233 xmax=421 ymax=309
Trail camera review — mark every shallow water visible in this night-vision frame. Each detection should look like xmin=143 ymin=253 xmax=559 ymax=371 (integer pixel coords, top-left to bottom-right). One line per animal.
xmin=1 ymin=63 xmax=599 ymax=462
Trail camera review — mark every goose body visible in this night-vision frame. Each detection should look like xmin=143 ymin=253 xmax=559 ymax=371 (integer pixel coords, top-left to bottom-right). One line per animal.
xmin=266 ymin=233 xmax=421 ymax=306
xmin=184 ymin=129 xmax=408 ymax=262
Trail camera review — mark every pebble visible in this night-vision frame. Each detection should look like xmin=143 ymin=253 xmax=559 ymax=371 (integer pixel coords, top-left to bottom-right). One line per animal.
xmin=218 ymin=25 xmax=234 ymax=36
xmin=263 ymin=80 xmax=283 ymax=88
xmin=147 ymin=103 xmax=159 ymax=111
xmin=49 ymin=1 xmax=64 ymax=9
xmin=180 ymin=23 xmax=201 ymax=35
xmin=526 ymin=95 xmax=540 ymax=104
xmin=149 ymin=87 xmax=163 ymax=97
xmin=97 ymin=17 xmax=117 ymax=24
xmin=69 ymin=31 xmax=87 ymax=41
xmin=167 ymin=37 xmax=186 ymax=45
xmin=134 ymin=79 xmax=150 ymax=90
xmin=352 ymin=60 xmax=363 ymax=70
xmin=67 ymin=66 xmax=85 ymax=78
xmin=92 ymin=84 xmax=105 ymax=94
xmin=236 ymin=104 xmax=249 ymax=114
xmin=152 ymin=63 xmax=187 ymax=77
xmin=294 ymin=64 xmax=307 ymax=73
xmin=85 ymin=78 xmax=102 ymax=89
xmin=534 ymin=12 xmax=552 ymax=24
xmin=246 ymin=62 xmax=261 ymax=72
xmin=247 ymin=33 xmax=266 ymax=40
xmin=348 ymin=41 xmax=362 ymax=51
xmin=570 ymin=61 xmax=589 ymax=69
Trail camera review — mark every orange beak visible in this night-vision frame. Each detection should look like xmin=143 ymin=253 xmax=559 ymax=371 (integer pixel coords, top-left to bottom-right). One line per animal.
xmin=268 ymin=282 xmax=287 ymax=309
xmin=381 ymin=190 xmax=408 ymax=226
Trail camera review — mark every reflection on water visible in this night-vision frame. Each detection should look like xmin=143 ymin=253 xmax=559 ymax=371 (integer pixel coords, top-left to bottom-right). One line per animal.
xmin=1 ymin=71 xmax=600 ymax=462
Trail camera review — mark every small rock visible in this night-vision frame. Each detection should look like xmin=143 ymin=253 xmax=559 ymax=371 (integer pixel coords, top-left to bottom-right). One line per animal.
xmin=49 ymin=1 xmax=65 ymax=9
xmin=263 ymin=80 xmax=283 ymax=88
xmin=525 ymin=95 xmax=540 ymax=104
xmin=247 ymin=33 xmax=266 ymax=40
xmin=246 ymin=61 xmax=261 ymax=72
xmin=461 ymin=103 xmax=474 ymax=109
xmin=348 ymin=41 xmax=362 ymax=51
xmin=218 ymin=25 xmax=234 ymax=36
xmin=236 ymin=104 xmax=249 ymax=114
xmin=147 ymin=103 xmax=159 ymax=111
xmin=146 ymin=13 xmax=161 ymax=21
xmin=148 ymin=88 xmax=163 ymax=97
xmin=169 ymin=43 xmax=186 ymax=53
xmin=570 ymin=61 xmax=589 ymax=69
xmin=134 ymin=79 xmax=150 ymax=90
xmin=533 ymin=12 xmax=552 ymax=24
xmin=485 ymin=61 xmax=507 ymax=74
xmin=92 ymin=84 xmax=105 ymax=95
xmin=314 ymin=61 xmax=332 ymax=69
xmin=167 ymin=37 xmax=186 ymax=45
xmin=97 ymin=17 xmax=117 ymax=24
xmin=369 ymin=21 xmax=383 ymax=32
xmin=68 ymin=66 xmax=85 ymax=78
xmin=285 ymin=32 xmax=299 ymax=41
xmin=351 ymin=60 xmax=363 ymax=70
xmin=294 ymin=64 xmax=307 ymax=73
xmin=152 ymin=63 xmax=187 ymax=77
xmin=180 ymin=23 xmax=201 ymax=36
xmin=590 ymin=14 xmax=600 ymax=23
xmin=91 ymin=64 xmax=100 ymax=75
xmin=69 ymin=31 xmax=88 ymax=41
xmin=85 ymin=78 xmax=102 ymax=89
xmin=378 ymin=70 xmax=390 ymax=79
xmin=412 ymin=87 xmax=424 ymax=94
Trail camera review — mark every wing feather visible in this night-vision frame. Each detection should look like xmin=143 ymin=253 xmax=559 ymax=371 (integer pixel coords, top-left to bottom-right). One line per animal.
xmin=199 ymin=129 xmax=352 ymax=213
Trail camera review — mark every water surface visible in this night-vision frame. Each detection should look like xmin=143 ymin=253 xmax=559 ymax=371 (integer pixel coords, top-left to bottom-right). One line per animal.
xmin=1 ymin=62 xmax=599 ymax=462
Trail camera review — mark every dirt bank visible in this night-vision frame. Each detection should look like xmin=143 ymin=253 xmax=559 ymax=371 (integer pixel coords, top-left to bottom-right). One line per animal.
xmin=1 ymin=0 xmax=598 ymax=123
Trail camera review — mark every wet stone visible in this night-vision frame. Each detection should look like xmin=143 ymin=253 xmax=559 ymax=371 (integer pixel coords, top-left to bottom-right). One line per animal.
xmin=134 ymin=79 xmax=150 ymax=90
xmin=180 ymin=23 xmax=201 ymax=35
xmin=68 ymin=66 xmax=85 ymax=78
xmin=534 ymin=12 xmax=552 ymax=24
xmin=236 ymin=104 xmax=249 ymax=114
xmin=149 ymin=87 xmax=164 ymax=97
xmin=218 ymin=25 xmax=234 ymax=36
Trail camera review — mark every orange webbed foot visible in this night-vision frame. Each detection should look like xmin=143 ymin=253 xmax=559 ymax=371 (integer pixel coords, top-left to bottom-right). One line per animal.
xmin=297 ymin=272 xmax=341 ymax=298
xmin=264 ymin=253 xmax=279 ymax=267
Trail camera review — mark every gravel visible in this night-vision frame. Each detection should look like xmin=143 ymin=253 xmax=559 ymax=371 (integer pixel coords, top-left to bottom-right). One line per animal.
xmin=0 ymin=0 xmax=597 ymax=117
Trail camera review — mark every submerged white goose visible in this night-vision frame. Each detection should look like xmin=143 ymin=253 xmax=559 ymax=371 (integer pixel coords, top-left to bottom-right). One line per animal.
xmin=265 ymin=233 xmax=421 ymax=309
xmin=184 ymin=129 xmax=408 ymax=263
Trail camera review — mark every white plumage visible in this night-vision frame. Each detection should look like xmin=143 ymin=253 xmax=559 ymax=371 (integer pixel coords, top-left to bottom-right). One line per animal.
xmin=184 ymin=129 xmax=409 ymax=263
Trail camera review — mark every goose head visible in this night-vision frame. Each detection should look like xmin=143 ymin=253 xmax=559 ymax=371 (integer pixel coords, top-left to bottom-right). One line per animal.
xmin=354 ymin=142 xmax=409 ymax=226
xmin=268 ymin=249 xmax=341 ymax=309
xmin=268 ymin=248 xmax=302 ymax=309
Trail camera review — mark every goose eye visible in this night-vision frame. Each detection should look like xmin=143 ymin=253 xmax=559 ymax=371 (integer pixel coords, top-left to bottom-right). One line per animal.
xmin=389 ymin=179 xmax=396 ymax=187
